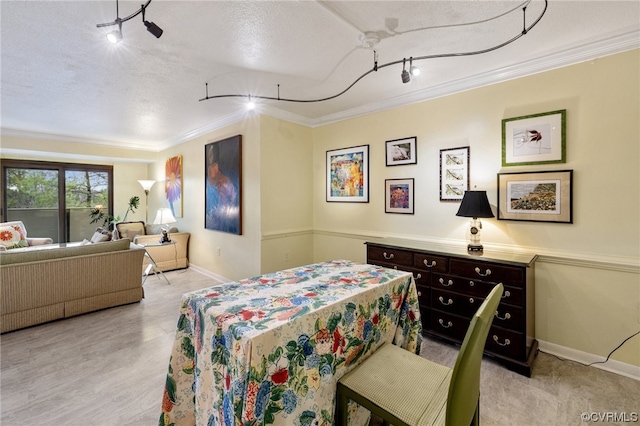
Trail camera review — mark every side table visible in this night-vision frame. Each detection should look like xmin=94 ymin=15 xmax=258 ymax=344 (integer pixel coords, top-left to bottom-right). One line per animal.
xmin=136 ymin=241 xmax=176 ymax=285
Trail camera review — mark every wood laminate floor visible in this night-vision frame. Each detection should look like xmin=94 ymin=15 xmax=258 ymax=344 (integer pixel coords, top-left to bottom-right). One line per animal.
xmin=1 ymin=268 xmax=639 ymax=425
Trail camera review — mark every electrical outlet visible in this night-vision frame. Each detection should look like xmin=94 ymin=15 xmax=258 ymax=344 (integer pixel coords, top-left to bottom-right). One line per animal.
xmin=284 ymin=252 xmax=290 ymax=262
xmin=217 ymin=247 xmax=221 ymax=257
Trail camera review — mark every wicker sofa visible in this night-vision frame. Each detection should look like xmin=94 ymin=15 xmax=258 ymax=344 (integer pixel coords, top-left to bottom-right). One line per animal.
xmin=115 ymin=221 xmax=189 ymax=272
xmin=0 ymin=239 xmax=145 ymax=333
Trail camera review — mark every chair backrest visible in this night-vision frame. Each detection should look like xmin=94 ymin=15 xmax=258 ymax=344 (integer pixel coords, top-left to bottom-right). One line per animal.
xmin=445 ymin=283 xmax=503 ymax=426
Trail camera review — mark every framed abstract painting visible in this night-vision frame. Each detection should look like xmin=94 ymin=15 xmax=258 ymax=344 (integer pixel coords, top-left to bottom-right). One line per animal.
xmin=165 ymin=155 xmax=183 ymax=218
xmin=385 ymin=178 xmax=414 ymax=214
xmin=326 ymin=145 xmax=369 ymax=203
xmin=205 ymin=135 xmax=242 ymax=234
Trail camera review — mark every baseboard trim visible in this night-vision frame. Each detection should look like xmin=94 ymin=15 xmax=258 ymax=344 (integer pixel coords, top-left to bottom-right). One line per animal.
xmin=187 ymin=264 xmax=232 ymax=283
xmin=537 ymin=339 xmax=640 ymax=381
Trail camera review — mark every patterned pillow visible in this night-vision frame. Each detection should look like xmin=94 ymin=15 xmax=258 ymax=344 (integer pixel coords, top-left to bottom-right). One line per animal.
xmin=0 ymin=226 xmax=28 ymax=249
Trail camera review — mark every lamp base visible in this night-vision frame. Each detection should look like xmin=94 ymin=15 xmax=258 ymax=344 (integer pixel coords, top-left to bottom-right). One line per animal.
xmin=159 ymin=229 xmax=172 ymax=244
xmin=467 ymin=244 xmax=483 ymax=252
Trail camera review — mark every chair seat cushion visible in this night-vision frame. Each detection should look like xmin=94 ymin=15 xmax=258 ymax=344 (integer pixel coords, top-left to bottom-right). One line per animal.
xmin=339 ymin=343 xmax=452 ymax=426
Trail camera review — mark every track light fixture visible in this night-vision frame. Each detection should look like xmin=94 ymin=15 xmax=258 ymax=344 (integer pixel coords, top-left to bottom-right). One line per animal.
xmin=401 ymin=58 xmax=411 ymax=84
xmin=106 ymin=22 xmax=123 ymax=44
xmin=200 ymin=0 xmax=547 ymax=104
xmin=97 ymin=0 xmax=163 ymax=43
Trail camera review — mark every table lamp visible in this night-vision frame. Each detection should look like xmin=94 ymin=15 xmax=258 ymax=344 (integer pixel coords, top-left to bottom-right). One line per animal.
xmin=456 ymin=190 xmax=494 ymax=252
xmin=153 ymin=208 xmax=177 ymax=243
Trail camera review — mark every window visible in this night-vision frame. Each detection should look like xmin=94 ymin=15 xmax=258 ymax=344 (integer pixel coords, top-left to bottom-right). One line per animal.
xmin=1 ymin=160 xmax=113 ymax=243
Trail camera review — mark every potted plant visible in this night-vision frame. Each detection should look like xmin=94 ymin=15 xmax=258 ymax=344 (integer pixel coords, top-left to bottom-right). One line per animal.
xmin=89 ymin=196 xmax=140 ymax=230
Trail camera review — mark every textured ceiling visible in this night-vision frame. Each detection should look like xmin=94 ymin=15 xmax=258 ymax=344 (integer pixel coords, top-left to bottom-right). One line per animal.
xmin=1 ymin=0 xmax=639 ymax=152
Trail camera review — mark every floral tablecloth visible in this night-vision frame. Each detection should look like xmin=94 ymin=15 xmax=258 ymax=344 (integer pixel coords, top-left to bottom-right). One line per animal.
xmin=160 ymin=260 xmax=422 ymax=426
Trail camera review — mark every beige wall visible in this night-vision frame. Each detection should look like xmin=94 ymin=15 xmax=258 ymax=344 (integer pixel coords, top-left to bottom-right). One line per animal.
xmin=311 ymin=50 xmax=640 ymax=368
xmin=259 ymin=115 xmax=314 ymax=273
xmin=149 ymin=115 xmax=263 ymax=281
xmin=2 ymin=50 xmax=638 ymax=370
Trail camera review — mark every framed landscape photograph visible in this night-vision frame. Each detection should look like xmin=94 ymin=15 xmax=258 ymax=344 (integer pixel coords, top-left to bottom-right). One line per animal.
xmin=497 ymin=170 xmax=573 ymax=223
xmin=385 ymin=136 xmax=417 ymax=166
xmin=205 ymin=135 xmax=242 ymax=234
xmin=439 ymin=146 xmax=470 ymax=201
xmin=326 ymin=145 xmax=369 ymax=202
xmin=502 ymin=109 xmax=566 ymax=166
xmin=385 ymin=178 xmax=414 ymax=214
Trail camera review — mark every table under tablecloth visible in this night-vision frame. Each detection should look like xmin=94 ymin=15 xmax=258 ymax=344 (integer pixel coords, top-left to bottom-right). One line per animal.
xmin=160 ymin=259 xmax=422 ymax=426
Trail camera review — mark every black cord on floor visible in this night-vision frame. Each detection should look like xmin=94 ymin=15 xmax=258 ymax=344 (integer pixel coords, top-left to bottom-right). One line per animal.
xmin=539 ymin=330 xmax=640 ymax=367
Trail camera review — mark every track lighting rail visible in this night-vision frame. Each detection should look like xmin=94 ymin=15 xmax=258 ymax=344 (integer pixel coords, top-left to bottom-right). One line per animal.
xmin=199 ymin=0 xmax=547 ymax=104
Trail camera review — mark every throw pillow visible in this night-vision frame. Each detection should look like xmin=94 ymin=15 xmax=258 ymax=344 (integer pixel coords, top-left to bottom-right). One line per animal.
xmin=10 ymin=224 xmax=26 ymax=240
xmin=115 ymin=221 xmax=145 ymax=239
xmin=0 ymin=226 xmax=27 ymax=249
xmin=90 ymin=231 xmax=110 ymax=244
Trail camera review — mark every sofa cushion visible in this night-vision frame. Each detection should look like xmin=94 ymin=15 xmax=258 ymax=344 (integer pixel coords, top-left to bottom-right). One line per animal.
xmin=115 ymin=221 xmax=146 ymax=240
xmin=0 ymin=238 xmax=132 ymax=266
xmin=0 ymin=226 xmax=27 ymax=249
xmin=90 ymin=227 xmax=112 ymax=243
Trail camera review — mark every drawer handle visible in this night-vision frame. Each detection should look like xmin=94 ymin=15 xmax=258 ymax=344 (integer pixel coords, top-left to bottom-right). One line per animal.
xmin=393 ymin=266 xmax=398 ymax=270
xmin=501 ymin=290 xmax=511 ymax=299
xmin=417 ymin=291 xmax=422 ymax=297
xmin=414 ymin=273 xmax=422 ymax=280
xmin=469 ymin=280 xmax=475 ymax=287
xmin=469 ymin=297 xmax=475 ymax=304
xmin=474 ymin=267 xmax=492 ymax=277
xmin=438 ymin=319 xmax=453 ymax=328
xmin=438 ymin=296 xmax=453 ymax=306
xmin=495 ymin=312 xmax=511 ymax=321
xmin=423 ymin=259 xmax=436 ymax=268
xmin=383 ymin=252 xmax=394 ymax=260
xmin=438 ymin=277 xmax=453 ymax=287
xmin=493 ymin=335 xmax=511 ymax=346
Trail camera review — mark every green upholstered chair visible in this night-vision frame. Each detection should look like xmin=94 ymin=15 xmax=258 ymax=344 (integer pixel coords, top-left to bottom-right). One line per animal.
xmin=336 ymin=283 xmax=504 ymax=426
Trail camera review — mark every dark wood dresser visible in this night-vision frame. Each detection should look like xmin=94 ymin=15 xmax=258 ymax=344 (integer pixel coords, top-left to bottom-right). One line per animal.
xmin=366 ymin=239 xmax=538 ymax=376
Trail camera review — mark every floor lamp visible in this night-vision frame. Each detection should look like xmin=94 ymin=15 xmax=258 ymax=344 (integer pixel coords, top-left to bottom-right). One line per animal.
xmin=138 ymin=180 xmax=156 ymax=223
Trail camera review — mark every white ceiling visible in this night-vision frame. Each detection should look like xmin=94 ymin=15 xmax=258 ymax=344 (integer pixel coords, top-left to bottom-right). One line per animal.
xmin=1 ymin=0 xmax=639 ymax=152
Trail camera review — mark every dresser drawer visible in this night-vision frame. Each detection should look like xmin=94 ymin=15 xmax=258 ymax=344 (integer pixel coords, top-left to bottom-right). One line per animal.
xmin=432 ymin=274 xmax=524 ymax=307
xmin=413 ymin=253 xmax=448 ymax=273
xmin=415 ymin=282 xmax=430 ymax=309
xmin=431 ymin=288 xmax=483 ymax=318
xmin=486 ymin=326 xmax=525 ymax=359
xmin=429 ymin=310 xmax=468 ymax=341
xmin=367 ymin=246 xmax=414 ymax=267
xmin=432 ymin=273 xmax=494 ymax=298
xmin=493 ymin=304 xmax=524 ymax=332
xmin=450 ymin=259 xmax=524 ymax=288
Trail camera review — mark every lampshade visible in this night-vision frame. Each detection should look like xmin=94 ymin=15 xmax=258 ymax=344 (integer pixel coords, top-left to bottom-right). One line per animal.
xmin=456 ymin=191 xmax=494 ymax=218
xmin=153 ymin=208 xmax=177 ymax=225
xmin=138 ymin=180 xmax=156 ymax=192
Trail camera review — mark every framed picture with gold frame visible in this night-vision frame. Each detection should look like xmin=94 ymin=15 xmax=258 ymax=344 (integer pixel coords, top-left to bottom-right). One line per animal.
xmin=497 ymin=170 xmax=573 ymax=223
